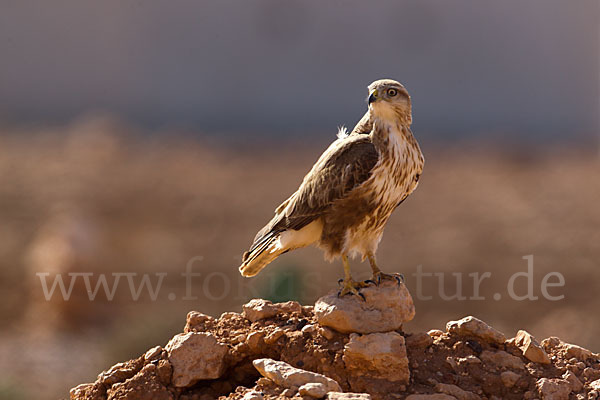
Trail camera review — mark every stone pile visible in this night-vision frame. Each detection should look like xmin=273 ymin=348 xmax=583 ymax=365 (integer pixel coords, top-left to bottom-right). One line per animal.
xmin=70 ymin=280 xmax=600 ymax=400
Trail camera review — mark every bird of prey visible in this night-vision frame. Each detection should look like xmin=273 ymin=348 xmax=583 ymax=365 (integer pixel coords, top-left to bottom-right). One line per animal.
xmin=239 ymin=79 xmax=424 ymax=297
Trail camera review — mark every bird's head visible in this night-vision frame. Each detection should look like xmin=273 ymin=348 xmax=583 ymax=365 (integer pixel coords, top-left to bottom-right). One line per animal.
xmin=367 ymin=79 xmax=412 ymax=124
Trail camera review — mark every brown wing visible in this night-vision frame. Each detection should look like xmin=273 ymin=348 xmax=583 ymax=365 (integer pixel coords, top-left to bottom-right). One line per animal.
xmin=349 ymin=110 xmax=372 ymax=135
xmin=248 ymin=135 xmax=379 ymax=252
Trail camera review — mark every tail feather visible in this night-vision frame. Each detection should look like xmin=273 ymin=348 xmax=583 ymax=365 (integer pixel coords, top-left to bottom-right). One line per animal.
xmin=239 ymin=232 xmax=285 ymax=277
xmin=239 ymin=219 xmax=323 ymax=277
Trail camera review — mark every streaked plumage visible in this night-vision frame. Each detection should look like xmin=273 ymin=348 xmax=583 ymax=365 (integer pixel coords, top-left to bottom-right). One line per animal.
xmin=239 ymin=79 xmax=424 ymax=295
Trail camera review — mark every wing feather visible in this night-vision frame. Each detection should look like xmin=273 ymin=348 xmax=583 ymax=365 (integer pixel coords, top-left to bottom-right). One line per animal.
xmin=349 ymin=111 xmax=372 ymax=136
xmin=249 ymin=134 xmax=379 ymax=252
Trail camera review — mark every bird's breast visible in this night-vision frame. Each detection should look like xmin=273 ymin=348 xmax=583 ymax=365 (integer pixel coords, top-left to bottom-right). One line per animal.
xmin=368 ymin=125 xmax=423 ymax=208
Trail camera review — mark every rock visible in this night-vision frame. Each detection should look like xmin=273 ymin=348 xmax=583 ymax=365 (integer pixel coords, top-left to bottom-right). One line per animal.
xmin=299 ymin=382 xmax=328 ymax=398
xmin=500 ymin=371 xmax=521 ymax=388
xmin=536 ymin=378 xmax=571 ymax=400
xmin=185 ymin=311 xmax=216 ymax=332
xmin=445 ymin=356 xmax=458 ymax=371
xmin=435 ymin=383 xmax=481 ymax=400
xmin=515 ymin=330 xmax=550 ymax=364
xmin=457 ymin=355 xmax=481 ymax=366
xmin=428 ymin=330 xmax=445 ymax=338
xmin=243 ymin=299 xmax=302 ymax=322
xmin=541 ymin=337 xmax=596 ymax=362
xmin=247 ymin=331 xmax=265 ymax=352
xmin=584 ymin=367 xmax=600 ymax=381
xmin=315 ymin=280 xmax=414 ymax=333
xmin=242 ymin=390 xmax=264 ymax=400
xmin=98 ymin=357 xmax=144 ymax=386
xmin=302 ymin=323 xmax=319 ymax=335
xmin=281 ymin=388 xmax=296 ymax=397
xmin=252 ymin=358 xmax=342 ymax=393
xmin=107 ymin=363 xmax=173 ymax=400
xmin=406 ymin=332 xmax=433 ymax=348
xmin=243 ymin=299 xmax=279 ymax=322
xmin=562 ymin=371 xmax=583 ymax=392
xmin=144 ymin=346 xmax=163 ymax=362
xmin=165 ymin=332 xmax=228 ymax=387
xmin=406 ymin=395 xmax=457 ymax=400
xmin=590 ymin=379 xmax=600 ymax=391
xmin=479 ymin=350 xmax=525 ymax=370
xmin=320 ymin=327 xmax=336 ymax=340
xmin=256 ymin=377 xmax=272 ymax=386
xmin=264 ymin=328 xmax=286 ymax=344
xmin=342 ymin=332 xmax=410 ymax=383
xmin=446 ymin=316 xmax=506 ymax=344
xmin=564 ymin=343 xmax=593 ymax=361
xmin=70 ymin=383 xmax=104 ymax=400
xmin=541 ymin=337 xmax=562 ymax=352
xmin=326 ymin=393 xmax=372 ymax=400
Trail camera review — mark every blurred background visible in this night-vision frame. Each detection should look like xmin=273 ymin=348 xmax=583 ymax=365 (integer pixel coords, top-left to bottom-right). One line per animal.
xmin=0 ymin=0 xmax=599 ymax=399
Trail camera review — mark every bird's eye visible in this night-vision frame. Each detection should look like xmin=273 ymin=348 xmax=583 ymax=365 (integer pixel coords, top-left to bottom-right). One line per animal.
xmin=387 ymin=88 xmax=398 ymax=97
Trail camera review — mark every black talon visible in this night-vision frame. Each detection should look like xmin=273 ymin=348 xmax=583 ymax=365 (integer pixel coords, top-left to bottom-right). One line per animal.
xmin=358 ymin=292 xmax=366 ymax=301
xmin=395 ymin=274 xmax=405 ymax=284
xmin=364 ymin=279 xmax=376 ymax=285
xmin=337 ymin=278 xmax=344 ymax=285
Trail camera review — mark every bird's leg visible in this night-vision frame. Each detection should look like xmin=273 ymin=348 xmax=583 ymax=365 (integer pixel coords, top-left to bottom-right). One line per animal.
xmin=337 ymin=255 xmax=366 ymax=300
xmin=365 ymin=253 xmax=403 ymax=286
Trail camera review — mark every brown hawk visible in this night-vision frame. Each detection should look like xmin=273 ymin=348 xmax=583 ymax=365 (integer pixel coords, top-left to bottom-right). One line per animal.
xmin=239 ymin=79 xmax=424 ymax=297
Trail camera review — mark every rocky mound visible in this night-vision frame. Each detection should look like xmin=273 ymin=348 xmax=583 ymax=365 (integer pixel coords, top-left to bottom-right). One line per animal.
xmin=70 ymin=281 xmax=600 ymax=400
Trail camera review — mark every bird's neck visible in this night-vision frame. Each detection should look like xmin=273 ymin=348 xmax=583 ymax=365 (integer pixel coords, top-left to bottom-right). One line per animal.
xmin=370 ymin=115 xmax=416 ymax=155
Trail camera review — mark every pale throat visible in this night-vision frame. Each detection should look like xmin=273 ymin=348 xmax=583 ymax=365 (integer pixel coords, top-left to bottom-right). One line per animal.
xmin=369 ymin=106 xmax=413 ymax=155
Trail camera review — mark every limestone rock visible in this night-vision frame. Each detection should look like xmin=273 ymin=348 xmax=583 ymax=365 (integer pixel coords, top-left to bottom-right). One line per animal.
xmin=70 ymin=383 xmax=104 ymax=400
xmin=428 ymin=329 xmax=445 ymax=338
xmin=536 ymin=378 xmax=571 ymax=400
xmin=320 ymin=327 xmax=336 ymax=340
xmin=264 ymin=328 xmax=285 ymax=344
xmin=326 ymin=393 xmax=372 ymax=400
xmin=406 ymin=395 xmax=457 ymax=400
xmin=165 ymin=332 xmax=228 ymax=387
xmin=590 ymin=378 xmax=600 ymax=390
xmin=242 ymin=390 xmax=264 ymax=400
xmin=446 ymin=316 xmax=505 ymax=344
xmin=247 ymin=331 xmax=265 ymax=352
xmin=98 ymin=357 xmax=144 ymax=386
xmin=315 ymin=280 xmax=415 ymax=334
xmin=435 ymin=383 xmax=481 ymax=400
xmin=514 ymin=330 xmax=550 ymax=364
xmin=252 ymin=358 xmax=342 ymax=393
xmin=107 ymin=363 xmax=173 ymax=400
xmin=406 ymin=332 xmax=433 ymax=348
xmin=144 ymin=346 xmax=163 ymax=362
xmin=564 ymin=343 xmax=593 ymax=361
xmin=342 ymin=332 xmax=409 ymax=383
xmin=541 ymin=336 xmax=562 ymax=352
xmin=562 ymin=371 xmax=582 ymax=392
xmin=243 ymin=299 xmax=302 ymax=322
xmin=480 ymin=350 xmax=525 ymax=370
xmin=299 ymin=382 xmax=328 ymax=398
xmin=185 ymin=311 xmax=216 ymax=332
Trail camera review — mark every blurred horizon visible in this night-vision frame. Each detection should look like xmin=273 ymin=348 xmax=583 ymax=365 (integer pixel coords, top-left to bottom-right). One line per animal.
xmin=1 ymin=0 xmax=599 ymax=142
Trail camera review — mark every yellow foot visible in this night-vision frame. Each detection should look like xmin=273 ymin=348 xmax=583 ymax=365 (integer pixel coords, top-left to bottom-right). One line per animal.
xmin=365 ymin=271 xmax=404 ymax=286
xmin=337 ymin=278 xmax=368 ymax=300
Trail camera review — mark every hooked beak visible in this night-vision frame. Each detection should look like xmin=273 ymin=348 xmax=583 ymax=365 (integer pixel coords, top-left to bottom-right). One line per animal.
xmin=367 ymin=89 xmax=378 ymax=105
